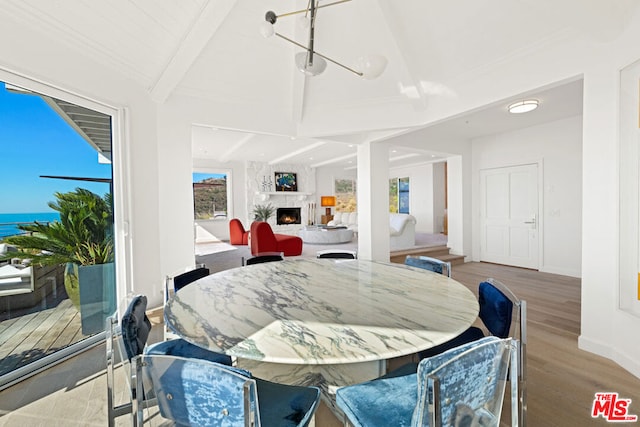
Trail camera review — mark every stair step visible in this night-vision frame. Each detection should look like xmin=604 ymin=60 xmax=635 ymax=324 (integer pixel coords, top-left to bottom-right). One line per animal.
xmin=390 ymin=245 xmax=465 ymax=266
xmin=438 ymin=254 xmax=466 ymax=266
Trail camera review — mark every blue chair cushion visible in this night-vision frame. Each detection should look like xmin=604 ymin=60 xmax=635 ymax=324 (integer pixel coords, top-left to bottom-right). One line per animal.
xmin=336 ymin=371 xmax=417 ymax=427
xmin=417 ymin=326 xmax=485 ymax=359
xmin=405 ymin=257 xmax=443 ymax=274
xmin=255 ymin=378 xmax=320 ymax=427
xmin=121 ymin=295 xmax=151 ymax=360
xmin=336 ymin=337 xmax=502 ymax=427
xmin=146 ymin=339 xmax=233 ymax=366
xmin=478 ymin=281 xmax=513 ymax=338
xmin=412 ymin=336 xmax=501 ymax=425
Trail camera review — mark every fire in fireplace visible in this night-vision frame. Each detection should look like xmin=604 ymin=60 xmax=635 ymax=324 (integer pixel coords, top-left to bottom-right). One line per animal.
xmin=277 ymin=207 xmax=302 ymax=225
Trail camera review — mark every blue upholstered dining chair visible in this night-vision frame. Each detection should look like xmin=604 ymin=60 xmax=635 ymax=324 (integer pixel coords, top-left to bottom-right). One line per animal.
xmin=133 ymin=354 xmax=321 ymax=427
xmin=316 ymin=249 xmax=357 ymax=259
xmin=418 ymin=277 xmax=527 ymax=425
xmin=106 ymin=294 xmax=232 ymax=427
xmin=404 ymin=255 xmax=451 ymax=277
xmin=336 ymin=336 xmax=519 ymax=427
xmin=164 ymin=264 xmax=210 ymax=340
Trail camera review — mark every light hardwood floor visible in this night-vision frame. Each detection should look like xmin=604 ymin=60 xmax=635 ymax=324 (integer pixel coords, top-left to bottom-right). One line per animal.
xmin=452 ymin=262 xmax=640 ymax=427
xmin=0 ymin=261 xmax=639 ymax=426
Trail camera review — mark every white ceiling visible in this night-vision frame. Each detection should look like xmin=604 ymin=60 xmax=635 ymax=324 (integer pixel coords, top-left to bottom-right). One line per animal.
xmin=192 ymin=78 xmax=584 ymax=169
xmin=1 ymin=0 xmax=630 ymax=169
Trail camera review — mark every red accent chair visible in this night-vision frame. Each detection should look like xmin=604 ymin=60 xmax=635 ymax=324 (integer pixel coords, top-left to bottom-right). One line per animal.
xmin=250 ymin=221 xmax=303 ymax=256
xmin=229 ymin=219 xmax=249 ymax=245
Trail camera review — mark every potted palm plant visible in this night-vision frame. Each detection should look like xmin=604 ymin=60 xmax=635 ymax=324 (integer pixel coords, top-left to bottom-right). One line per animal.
xmin=252 ymin=203 xmax=275 ymax=222
xmin=2 ymin=188 xmax=114 ymax=334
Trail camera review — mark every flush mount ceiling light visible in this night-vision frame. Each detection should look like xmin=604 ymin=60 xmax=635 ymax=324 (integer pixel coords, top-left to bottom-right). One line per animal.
xmin=508 ymin=99 xmax=539 ymax=114
xmin=260 ymin=0 xmax=387 ymax=79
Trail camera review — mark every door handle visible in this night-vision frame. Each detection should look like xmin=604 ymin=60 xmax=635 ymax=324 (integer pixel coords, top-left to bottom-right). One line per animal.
xmin=524 ymin=215 xmax=536 ymax=227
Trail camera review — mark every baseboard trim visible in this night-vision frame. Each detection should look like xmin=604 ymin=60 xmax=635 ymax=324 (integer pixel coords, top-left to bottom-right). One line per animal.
xmin=579 ymin=335 xmax=640 ymax=379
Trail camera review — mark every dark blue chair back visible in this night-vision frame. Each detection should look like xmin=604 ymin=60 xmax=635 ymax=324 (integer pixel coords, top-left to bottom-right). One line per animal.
xmin=243 ymin=252 xmax=284 ymax=265
xmin=478 ymin=281 xmax=514 ymax=338
xmin=121 ymin=295 xmax=151 ymax=361
xmin=173 ymin=266 xmax=209 ymax=292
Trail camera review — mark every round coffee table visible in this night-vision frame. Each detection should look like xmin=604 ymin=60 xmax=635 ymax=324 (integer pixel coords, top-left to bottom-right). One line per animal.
xmin=299 ymin=227 xmax=354 ymax=244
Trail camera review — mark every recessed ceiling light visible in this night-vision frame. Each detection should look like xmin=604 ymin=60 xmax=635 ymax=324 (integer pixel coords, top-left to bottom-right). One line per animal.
xmin=508 ymin=99 xmax=539 ymax=114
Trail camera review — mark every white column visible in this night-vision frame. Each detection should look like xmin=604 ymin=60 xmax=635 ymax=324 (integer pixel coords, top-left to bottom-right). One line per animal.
xmin=357 ymin=142 xmax=390 ymax=261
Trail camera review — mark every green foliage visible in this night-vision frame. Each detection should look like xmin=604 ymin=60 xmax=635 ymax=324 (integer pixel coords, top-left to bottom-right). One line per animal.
xmin=2 ymin=188 xmax=114 ymax=266
xmin=389 ymin=178 xmax=399 ymax=213
xmin=335 ymin=178 xmax=357 ymax=213
xmin=252 ymin=203 xmax=275 ymax=221
xmin=193 ymin=177 xmax=227 ymax=219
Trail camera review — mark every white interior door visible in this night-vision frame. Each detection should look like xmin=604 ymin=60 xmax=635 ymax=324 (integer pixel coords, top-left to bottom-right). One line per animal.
xmin=480 ymin=164 xmax=539 ymax=269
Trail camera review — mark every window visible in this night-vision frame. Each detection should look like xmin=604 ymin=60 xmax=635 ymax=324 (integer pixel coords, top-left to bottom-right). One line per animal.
xmin=193 ymin=172 xmax=229 ymax=219
xmin=390 ymin=177 xmax=410 ymax=213
xmin=335 ymin=178 xmax=356 ymax=212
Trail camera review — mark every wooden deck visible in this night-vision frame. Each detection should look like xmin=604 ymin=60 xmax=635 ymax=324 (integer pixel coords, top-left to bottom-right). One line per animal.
xmin=0 ymin=299 xmax=85 ymax=376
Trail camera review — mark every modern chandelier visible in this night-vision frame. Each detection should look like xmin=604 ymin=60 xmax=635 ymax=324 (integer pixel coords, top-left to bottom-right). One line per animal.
xmin=260 ymin=0 xmax=388 ymax=79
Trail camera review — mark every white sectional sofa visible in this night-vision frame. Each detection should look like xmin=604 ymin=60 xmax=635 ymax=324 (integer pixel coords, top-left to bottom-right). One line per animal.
xmin=389 ymin=213 xmax=417 ymax=250
xmin=327 ymin=212 xmax=358 ymax=233
xmin=328 ymin=212 xmax=417 ymax=250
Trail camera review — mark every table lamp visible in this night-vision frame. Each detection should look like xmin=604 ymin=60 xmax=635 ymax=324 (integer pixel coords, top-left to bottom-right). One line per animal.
xmin=320 ymin=196 xmax=336 ymax=216
xmin=320 ymin=196 xmax=336 ymax=225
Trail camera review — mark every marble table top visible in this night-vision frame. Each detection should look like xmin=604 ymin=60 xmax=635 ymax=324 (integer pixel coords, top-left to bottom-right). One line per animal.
xmin=164 ymin=259 xmax=479 ymax=365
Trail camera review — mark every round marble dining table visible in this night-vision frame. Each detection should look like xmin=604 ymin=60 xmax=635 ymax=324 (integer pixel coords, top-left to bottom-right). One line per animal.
xmin=164 ymin=258 xmax=479 ymax=365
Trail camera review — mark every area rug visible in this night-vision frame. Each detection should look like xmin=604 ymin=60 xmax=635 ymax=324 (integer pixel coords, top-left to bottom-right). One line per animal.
xmin=194 ymin=241 xmax=238 ymax=256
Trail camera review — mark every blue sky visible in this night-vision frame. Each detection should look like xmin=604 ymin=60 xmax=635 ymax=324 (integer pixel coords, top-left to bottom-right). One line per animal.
xmin=0 ymin=82 xmax=112 ymax=213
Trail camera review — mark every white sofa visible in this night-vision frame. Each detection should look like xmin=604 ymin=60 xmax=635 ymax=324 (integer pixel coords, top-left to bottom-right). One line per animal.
xmin=327 ymin=212 xmax=417 ymax=250
xmin=389 ymin=213 xmax=417 ymax=250
xmin=327 ymin=212 xmax=358 ymax=233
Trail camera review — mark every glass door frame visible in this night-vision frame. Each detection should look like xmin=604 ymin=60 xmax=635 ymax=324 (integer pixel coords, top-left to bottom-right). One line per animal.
xmin=0 ymin=67 xmax=131 ymax=390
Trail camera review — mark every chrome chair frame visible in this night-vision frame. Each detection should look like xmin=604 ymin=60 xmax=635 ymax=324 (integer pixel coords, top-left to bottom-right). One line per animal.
xmin=132 ymin=354 xmax=258 ymax=427
xmin=106 ymin=313 xmax=157 ymax=427
xmin=133 ymin=354 xmax=321 ymax=427
xmin=484 ymin=278 xmax=527 ymax=426
xmin=404 ymin=255 xmax=452 ymax=277
xmin=427 ymin=338 xmax=519 ymax=427
xmin=336 ymin=337 xmax=519 ymax=427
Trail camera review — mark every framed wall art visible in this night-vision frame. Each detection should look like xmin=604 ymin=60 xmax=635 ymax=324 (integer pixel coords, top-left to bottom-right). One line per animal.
xmin=274 ymin=172 xmax=297 ymax=191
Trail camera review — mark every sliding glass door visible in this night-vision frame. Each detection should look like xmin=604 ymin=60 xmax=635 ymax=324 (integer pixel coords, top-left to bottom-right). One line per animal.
xmin=0 ymin=75 xmax=123 ymax=390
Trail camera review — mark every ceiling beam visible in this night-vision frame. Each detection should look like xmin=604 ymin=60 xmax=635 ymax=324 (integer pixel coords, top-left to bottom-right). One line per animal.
xmin=310 ymin=152 xmax=357 ymax=168
xmin=268 ymin=141 xmax=327 ymax=165
xmin=150 ymin=0 xmax=237 ymax=103
xmin=219 ymin=133 xmax=255 ymax=163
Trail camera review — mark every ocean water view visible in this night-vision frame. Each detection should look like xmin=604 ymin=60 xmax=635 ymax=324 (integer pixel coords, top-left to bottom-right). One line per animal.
xmin=0 ymin=212 xmax=60 ymax=239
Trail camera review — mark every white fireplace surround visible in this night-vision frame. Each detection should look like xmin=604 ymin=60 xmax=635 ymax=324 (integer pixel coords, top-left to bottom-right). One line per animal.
xmin=246 ymin=161 xmax=316 ymax=234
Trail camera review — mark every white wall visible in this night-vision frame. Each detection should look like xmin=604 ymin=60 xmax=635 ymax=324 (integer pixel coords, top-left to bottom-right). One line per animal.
xmin=471 ymin=115 xmax=583 ymax=277
xmin=578 ymin=20 xmax=640 ymax=377
xmin=389 ymin=163 xmax=446 ymax=234
xmin=315 ymin=166 xmax=358 ymax=218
